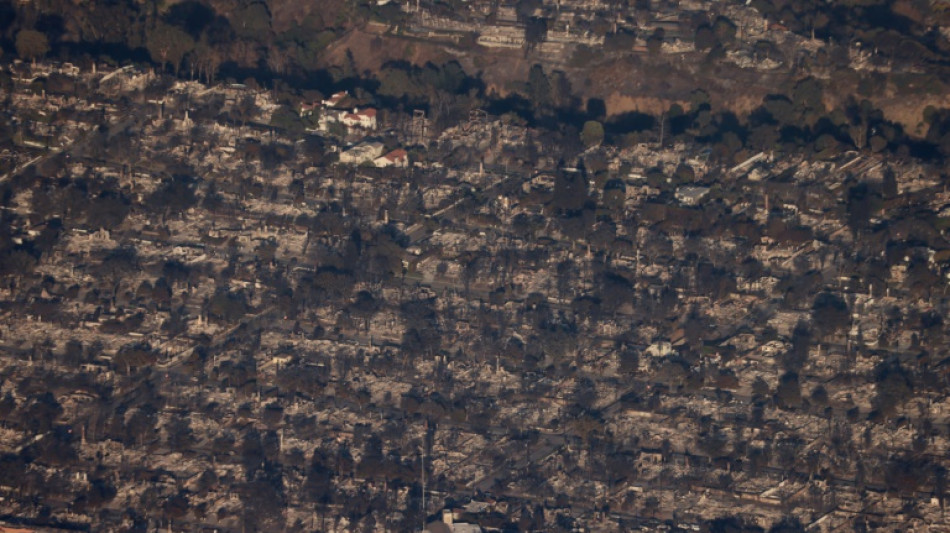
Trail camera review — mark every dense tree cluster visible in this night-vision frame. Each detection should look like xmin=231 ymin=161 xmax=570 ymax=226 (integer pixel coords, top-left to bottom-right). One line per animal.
xmin=2 ymin=0 xmax=947 ymax=162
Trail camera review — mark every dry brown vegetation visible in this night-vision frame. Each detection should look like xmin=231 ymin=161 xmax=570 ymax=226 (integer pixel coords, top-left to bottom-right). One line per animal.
xmin=331 ymin=26 xmax=949 ymax=137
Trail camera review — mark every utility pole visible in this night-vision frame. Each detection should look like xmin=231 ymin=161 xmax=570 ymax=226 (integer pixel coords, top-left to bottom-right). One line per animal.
xmin=659 ymin=111 xmax=665 ymax=148
xmin=421 ymin=444 xmax=426 ymax=532
xmin=421 ymin=418 xmax=430 ymax=530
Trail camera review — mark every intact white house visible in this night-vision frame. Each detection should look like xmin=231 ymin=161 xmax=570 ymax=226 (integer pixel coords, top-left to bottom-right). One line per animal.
xmin=374 ymin=148 xmax=408 ymax=168
xmin=322 ymin=91 xmax=349 ymax=108
xmin=341 ymin=108 xmax=378 ymax=130
xmin=300 ymin=90 xmax=379 ymax=134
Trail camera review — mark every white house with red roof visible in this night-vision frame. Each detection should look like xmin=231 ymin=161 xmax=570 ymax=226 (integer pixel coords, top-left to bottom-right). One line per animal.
xmin=374 ymin=148 xmax=408 ymax=168
xmin=309 ymin=89 xmax=378 ymax=133
xmin=322 ymin=91 xmax=349 ymax=108
xmin=301 ymin=90 xmax=349 ymax=117
xmin=341 ymin=108 xmax=378 ymax=130
xmin=299 ymin=101 xmax=320 ymax=117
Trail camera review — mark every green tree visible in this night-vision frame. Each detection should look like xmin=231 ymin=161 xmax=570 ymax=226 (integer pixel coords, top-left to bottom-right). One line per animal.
xmin=791 ymin=77 xmax=824 ymax=115
xmin=846 ymin=182 xmax=875 ymax=235
xmin=15 ymin=30 xmax=49 ymax=63
xmin=580 ymin=120 xmax=604 ymax=148
xmin=377 ymin=66 xmax=421 ymax=100
xmin=527 ymin=64 xmax=552 ymax=111
xmin=553 ymin=164 xmax=588 ymax=213
xmin=605 ymin=29 xmax=636 ymax=52
xmin=618 ymin=346 xmax=640 ymax=375
xmin=775 ymin=372 xmax=802 ymax=409
xmin=192 ymin=40 xmax=221 ymax=84
xmin=882 ymin=166 xmax=898 ymax=198
xmin=525 ymin=17 xmax=548 ymax=47
xmin=233 ymin=2 xmax=272 ymax=39
xmin=811 ymin=292 xmax=849 ymax=339
xmin=269 ymin=105 xmax=305 ymax=133
xmin=713 ymin=16 xmax=737 ymax=44
xmin=515 ymin=0 xmax=542 ymax=21
xmin=647 ymin=27 xmax=664 ymax=55
xmin=694 ymin=24 xmax=717 ymax=50
xmin=603 ymin=179 xmax=626 ymax=211
xmin=550 ymin=70 xmax=574 ymax=108
xmin=689 ymin=89 xmax=711 ymax=111
xmin=147 ymin=23 xmax=195 ymax=75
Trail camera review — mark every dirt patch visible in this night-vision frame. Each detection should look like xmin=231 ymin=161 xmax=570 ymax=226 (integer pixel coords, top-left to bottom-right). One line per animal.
xmin=321 ymin=28 xmax=457 ymax=72
xmin=604 ymin=93 xmax=684 ymax=116
xmin=478 ymin=57 xmax=534 ymax=93
xmin=602 ymin=91 xmax=767 ymax=117
xmin=875 ymin=95 xmax=947 ymax=136
xmin=561 ymin=56 xmax=779 ymax=117
xmin=823 ymin=73 xmax=945 ymax=136
xmin=319 ymin=31 xmax=941 ymax=136
xmin=266 ymin=0 xmax=350 ymax=33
